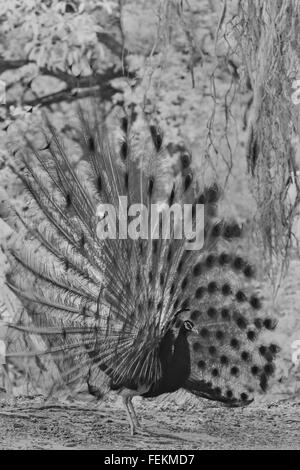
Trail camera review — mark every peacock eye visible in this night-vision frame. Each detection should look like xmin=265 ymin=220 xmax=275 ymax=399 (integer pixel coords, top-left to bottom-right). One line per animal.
xmin=184 ymin=320 xmax=194 ymax=330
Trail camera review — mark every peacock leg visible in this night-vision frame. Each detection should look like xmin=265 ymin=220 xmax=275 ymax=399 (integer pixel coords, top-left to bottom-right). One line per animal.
xmin=122 ymin=395 xmax=136 ymax=436
xmin=2 ymin=364 xmax=12 ymax=397
xmin=128 ymin=397 xmax=141 ymax=428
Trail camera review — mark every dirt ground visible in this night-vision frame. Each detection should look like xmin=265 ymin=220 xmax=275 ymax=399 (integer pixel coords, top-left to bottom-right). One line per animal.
xmin=0 ymin=393 xmax=299 ymax=450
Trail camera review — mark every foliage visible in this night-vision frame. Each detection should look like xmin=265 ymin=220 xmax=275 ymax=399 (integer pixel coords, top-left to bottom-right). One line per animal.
xmin=235 ymin=0 xmax=300 ymax=276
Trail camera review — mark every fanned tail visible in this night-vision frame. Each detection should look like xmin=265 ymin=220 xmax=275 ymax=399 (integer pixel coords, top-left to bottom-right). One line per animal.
xmin=0 ymin=106 xmax=279 ymax=403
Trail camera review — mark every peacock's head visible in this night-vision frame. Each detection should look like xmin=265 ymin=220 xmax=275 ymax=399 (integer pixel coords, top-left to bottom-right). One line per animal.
xmin=170 ymin=308 xmax=199 ymax=338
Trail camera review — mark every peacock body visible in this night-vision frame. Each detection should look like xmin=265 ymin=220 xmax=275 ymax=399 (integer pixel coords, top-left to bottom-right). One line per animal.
xmin=0 ymin=107 xmax=279 ymax=434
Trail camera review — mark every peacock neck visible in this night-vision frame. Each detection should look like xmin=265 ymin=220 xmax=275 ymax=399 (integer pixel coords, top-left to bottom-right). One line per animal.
xmin=142 ymin=326 xmax=191 ymax=398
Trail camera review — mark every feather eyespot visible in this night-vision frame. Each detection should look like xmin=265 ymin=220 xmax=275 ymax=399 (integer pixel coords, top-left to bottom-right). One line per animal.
xmin=250 ymin=296 xmax=262 ymax=310
xmin=247 ymin=330 xmax=257 ymax=341
xmin=197 ymin=360 xmax=206 ymax=370
xmin=219 ymin=252 xmax=231 ymax=265
xmin=264 ymin=363 xmax=275 ymax=376
xmin=235 ymin=315 xmax=247 ymax=329
xmin=260 ymin=373 xmax=268 ymax=392
xmin=168 ymin=185 xmax=175 ymax=206
xmin=193 ymin=263 xmax=202 ymax=276
xmin=254 ymin=318 xmax=263 ymax=329
xmin=195 ymin=286 xmax=206 ymax=299
xmin=233 ymin=256 xmax=245 ymax=270
xmin=230 ymin=366 xmax=239 ymax=377
xmin=206 ymin=255 xmax=216 ymax=267
xmin=244 ymin=264 xmax=255 ymax=278
xmin=181 ymin=277 xmax=188 ymax=290
xmin=121 ymin=116 xmax=128 ymax=133
xmin=236 ymin=290 xmax=247 ymax=303
xmin=184 ymin=173 xmax=193 ymax=191
xmin=205 ymin=184 xmax=221 ymax=203
xmin=197 ymin=194 xmax=206 ymax=204
xmin=207 ymin=282 xmax=218 ymax=294
xmin=269 ymin=343 xmax=280 ymax=354
xmin=221 ymin=308 xmax=230 ymax=320
xmin=230 ymin=338 xmax=240 ymax=350
xmin=150 ymin=125 xmax=163 ymax=152
xmin=211 ymin=223 xmax=222 ymax=238
xmin=88 ymin=136 xmax=95 ymax=152
xmin=216 ymin=330 xmax=224 ymax=341
xmin=180 ymin=152 xmax=191 ymax=170
xmin=241 ymin=351 xmax=251 ymax=362
xmin=96 ymin=175 xmax=102 ymax=193
xmin=251 ymin=366 xmax=260 ymax=376
xmin=263 ymin=318 xmax=277 ymax=330
xmin=259 ymin=345 xmax=267 ymax=356
xmin=200 ymin=328 xmax=210 ymax=339
xmin=220 ymin=355 xmax=229 ymax=365
xmin=193 ymin=342 xmax=201 ymax=353
xmin=120 ymin=140 xmax=128 ymax=160
xmin=223 ymin=223 xmax=242 ymax=239
xmin=207 ymin=307 xmax=217 ymax=318
xmin=222 ymin=284 xmax=232 ymax=296
xmin=191 ymin=310 xmax=201 ymax=321
xmin=65 ymin=193 xmax=72 ymax=208
xmin=148 ymin=177 xmax=154 ymax=197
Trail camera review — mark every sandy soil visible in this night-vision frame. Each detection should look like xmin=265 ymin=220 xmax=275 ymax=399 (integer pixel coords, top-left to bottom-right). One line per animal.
xmin=0 ymin=394 xmax=299 ymax=450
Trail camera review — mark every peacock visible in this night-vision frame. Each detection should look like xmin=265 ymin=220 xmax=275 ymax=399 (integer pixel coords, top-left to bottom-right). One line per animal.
xmin=0 ymin=106 xmax=279 ymax=435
